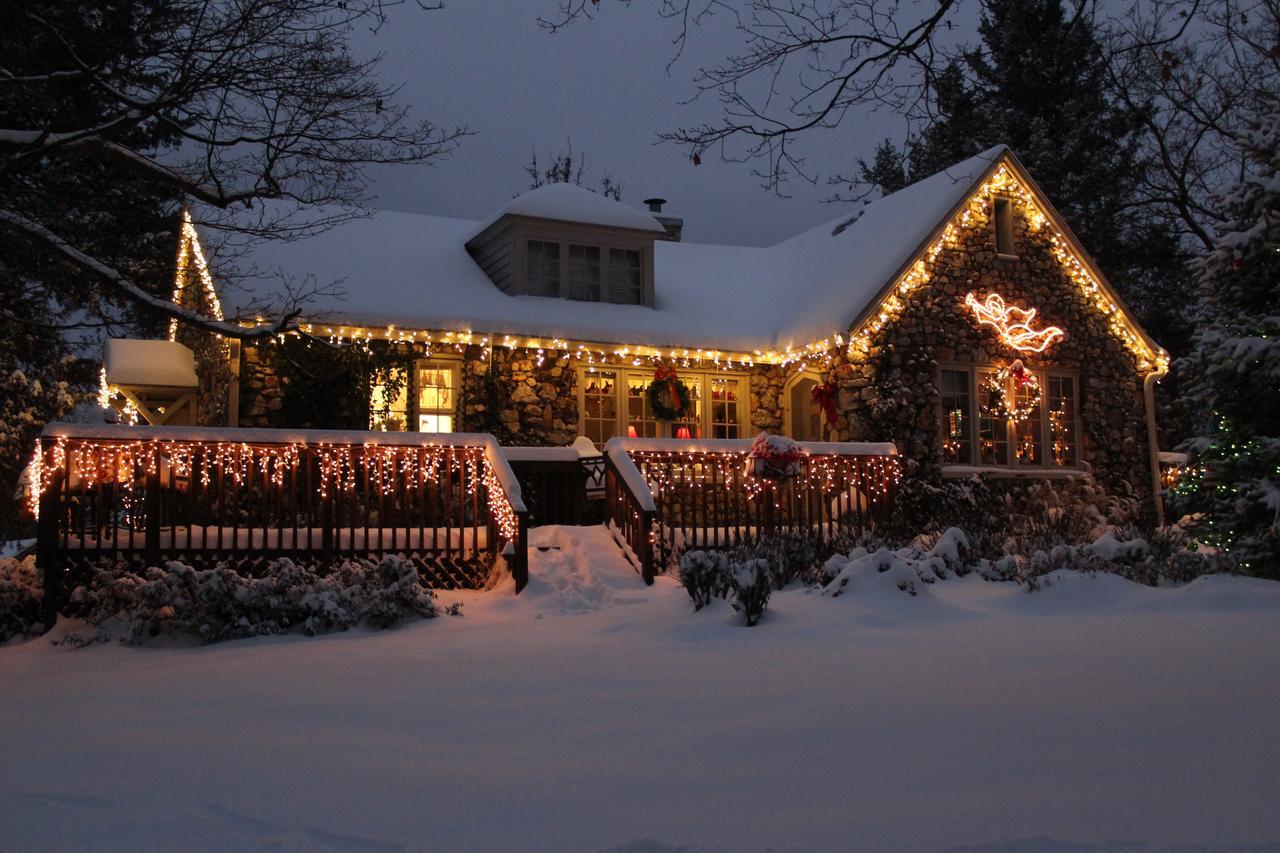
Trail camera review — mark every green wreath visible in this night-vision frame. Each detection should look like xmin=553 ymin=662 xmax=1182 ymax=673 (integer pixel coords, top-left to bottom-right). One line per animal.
xmin=646 ymin=377 xmax=693 ymax=421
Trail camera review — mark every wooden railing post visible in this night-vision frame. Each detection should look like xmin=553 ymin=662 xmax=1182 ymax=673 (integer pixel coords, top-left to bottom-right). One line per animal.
xmin=36 ymin=451 xmax=64 ymax=630
xmin=143 ymin=449 xmax=162 ymax=567
xmin=640 ymin=510 xmax=656 ymax=585
xmin=513 ymin=509 xmax=529 ymax=592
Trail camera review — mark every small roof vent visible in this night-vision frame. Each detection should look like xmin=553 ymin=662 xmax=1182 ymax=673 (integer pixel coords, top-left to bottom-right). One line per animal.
xmin=643 ymin=198 xmax=667 ymax=213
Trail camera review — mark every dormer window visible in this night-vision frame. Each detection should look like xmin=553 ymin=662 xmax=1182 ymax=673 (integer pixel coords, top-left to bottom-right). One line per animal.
xmin=567 ymin=244 xmax=601 ymax=301
xmin=466 ymin=183 xmax=664 ymax=307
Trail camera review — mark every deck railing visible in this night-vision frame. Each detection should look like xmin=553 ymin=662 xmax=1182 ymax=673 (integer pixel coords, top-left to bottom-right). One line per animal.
xmin=603 ymin=437 xmax=901 ymax=583
xmin=33 ymin=424 xmax=528 ymax=620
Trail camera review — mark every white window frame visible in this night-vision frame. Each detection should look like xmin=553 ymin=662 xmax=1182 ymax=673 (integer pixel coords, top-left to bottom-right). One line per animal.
xmin=576 ymin=367 xmax=750 ymax=445
xmin=414 ymin=356 xmax=462 ymax=433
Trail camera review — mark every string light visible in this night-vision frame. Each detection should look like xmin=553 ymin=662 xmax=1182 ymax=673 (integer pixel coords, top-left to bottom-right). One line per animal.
xmin=169 ymin=209 xmax=225 ymax=342
xmin=23 ymin=435 xmax=522 ymax=543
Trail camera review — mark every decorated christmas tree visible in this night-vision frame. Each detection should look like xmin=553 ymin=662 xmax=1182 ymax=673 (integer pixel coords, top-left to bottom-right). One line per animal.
xmin=1172 ymin=99 xmax=1280 ymax=576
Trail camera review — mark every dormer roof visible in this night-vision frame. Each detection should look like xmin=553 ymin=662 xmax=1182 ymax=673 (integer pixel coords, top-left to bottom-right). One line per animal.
xmin=471 ymin=183 xmax=666 ymax=238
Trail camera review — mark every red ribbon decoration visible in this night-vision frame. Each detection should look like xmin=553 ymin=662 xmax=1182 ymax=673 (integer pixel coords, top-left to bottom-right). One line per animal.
xmin=653 ymin=366 xmax=684 ymax=416
xmin=811 ymin=381 xmax=839 ymax=427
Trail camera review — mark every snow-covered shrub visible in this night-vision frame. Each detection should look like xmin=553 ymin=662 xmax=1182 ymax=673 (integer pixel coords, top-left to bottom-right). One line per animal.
xmin=761 ymin=528 xmax=821 ymax=589
xmin=678 ymin=549 xmax=731 ymax=610
xmin=0 ymin=556 xmax=42 ymax=641
xmin=678 ymin=545 xmax=774 ymax=624
xmin=729 ymin=558 xmax=772 ymax=626
xmin=65 ymin=556 xmax=438 ymax=644
xmin=823 ymin=528 xmax=971 ymax=597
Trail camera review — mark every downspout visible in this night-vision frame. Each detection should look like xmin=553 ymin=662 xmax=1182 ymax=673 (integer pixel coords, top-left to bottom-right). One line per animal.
xmin=1143 ymin=362 xmax=1169 ymax=526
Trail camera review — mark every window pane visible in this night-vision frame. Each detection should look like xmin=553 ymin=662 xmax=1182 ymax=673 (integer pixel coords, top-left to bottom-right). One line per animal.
xmin=609 ymin=248 xmax=642 ymax=304
xmin=527 ymin=240 xmax=560 ymax=297
xmin=370 ymin=367 xmax=409 ymax=432
xmin=711 ymin=377 xmax=741 ymax=439
xmin=626 ymin=375 xmax=658 ymax=437
xmin=567 ymin=244 xmax=601 ymax=301
xmin=1047 ymin=375 xmax=1077 ymax=467
xmin=582 ymin=370 xmax=618 ymax=446
xmin=418 ymin=414 xmax=453 ymax=433
xmin=1013 ymin=374 xmax=1042 ymax=466
xmin=674 ymin=379 xmax=702 ymax=439
xmin=977 ymin=370 xmax=1009 ymax=465
xmin=417 ymin=362 xmax=455 ymax=433
xmin=940 ymin=369 xmax=971 ymax=464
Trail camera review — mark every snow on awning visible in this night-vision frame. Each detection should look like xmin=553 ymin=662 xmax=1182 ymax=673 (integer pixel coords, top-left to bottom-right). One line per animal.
xmin=104 ymin=338 xmax=198 ymax=388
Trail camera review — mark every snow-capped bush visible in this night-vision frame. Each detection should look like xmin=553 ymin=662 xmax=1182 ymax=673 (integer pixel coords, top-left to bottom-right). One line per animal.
xmin=678 ymin=549 xmax=731 ymax=610
xmin=823 ymin=528 xmax=971 ymax=597
xmin=678 ymin=545 xmax=774 ymax=625
xmin=0 ymin=556 xmax=42 ymax=642
xmin=64 ymin=555 xmax=437 ymax=644
xmin=729 ymin=558 xmax=772 ymax=626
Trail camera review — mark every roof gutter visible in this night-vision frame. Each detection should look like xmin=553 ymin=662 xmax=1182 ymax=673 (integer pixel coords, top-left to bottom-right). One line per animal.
xmin=1143 ymin=363 xmax=1170 ymax=526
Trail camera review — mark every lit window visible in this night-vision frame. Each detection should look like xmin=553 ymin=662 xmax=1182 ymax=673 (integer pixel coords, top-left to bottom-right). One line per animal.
xmin=1047 ymin=375 xmax=1077 ymax=467
xmin=939 ymin=369 xmax=971 ymax=463
xmin=943 ymin=365 xmax=1079 ymax=470
xmin=582 ymin=370 xmax=619 ymax=445
xmin=710 ymin=377 xmax=741 ymax=439
xmin=527 ymin=240 xmax=560 ymax=297
xmin=582 ymin=369 xmax=745 ymax=445
xmin=370 ymin=368 xmax=410 ymax=432
xmin=625 ymin=375 xmax=658 ymax=438
xmin=418 ymin=362 xmax=457 ymax=433
xmin=977 ymin=369 xmax=1010 ymax=466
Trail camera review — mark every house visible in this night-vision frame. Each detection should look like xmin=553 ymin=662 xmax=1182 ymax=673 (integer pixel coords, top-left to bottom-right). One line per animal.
xmin=137 ymin=145 xmax=1169 ymax=519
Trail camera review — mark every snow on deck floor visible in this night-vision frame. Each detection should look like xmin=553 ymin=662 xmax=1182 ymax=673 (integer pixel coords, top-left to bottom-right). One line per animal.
xmin=1 ymin=525 xmax=1279 ymax=853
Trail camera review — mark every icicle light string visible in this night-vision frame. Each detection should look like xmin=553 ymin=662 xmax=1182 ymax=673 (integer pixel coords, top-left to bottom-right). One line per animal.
xmin=25 ymin=437 xmax=521 ymax=541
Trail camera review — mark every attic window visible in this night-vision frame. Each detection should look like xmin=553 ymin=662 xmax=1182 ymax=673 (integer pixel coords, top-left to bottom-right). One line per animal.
xmin=993 ymin=197 xmax=1016 ymax=256
xmin=527 ymin=240 xmax=560 ymax=297
xmin=520 ymin=238 xmax=650 ymax=305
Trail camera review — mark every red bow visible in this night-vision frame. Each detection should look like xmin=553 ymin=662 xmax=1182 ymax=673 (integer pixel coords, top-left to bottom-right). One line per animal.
xmin=811 ymin=381 xmax=838 ymax=427
xmin=654 ymin=366 xmax=683 ymax=415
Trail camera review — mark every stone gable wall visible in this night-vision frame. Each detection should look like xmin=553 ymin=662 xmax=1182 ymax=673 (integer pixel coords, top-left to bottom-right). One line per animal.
xmin=826 ymin=197 xmax=1152 ymax=506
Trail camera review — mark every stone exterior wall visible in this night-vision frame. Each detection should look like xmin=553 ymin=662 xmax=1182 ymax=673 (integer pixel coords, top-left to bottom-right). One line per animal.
xmin=221 ymin=194 xmax=1154 ymax=515
xmin=826 ymin=196 xmax=1152 ymax=506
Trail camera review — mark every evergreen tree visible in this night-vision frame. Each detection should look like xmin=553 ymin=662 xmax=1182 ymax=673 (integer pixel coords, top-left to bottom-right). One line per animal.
xmin=864 ymin=0 xmax=1195 ymax=359
xmin=1170 ymin=101 xmax=1280 ymax=576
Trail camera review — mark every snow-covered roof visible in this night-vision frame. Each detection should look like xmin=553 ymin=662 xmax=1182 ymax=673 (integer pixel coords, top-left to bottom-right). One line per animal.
xmin=104 ymin=338 xmax=198 ymax=388
xmin=206 ymin=147 xmax=1008 ymax=353
xmin=472 ymin=182 xmax=666 ymax=236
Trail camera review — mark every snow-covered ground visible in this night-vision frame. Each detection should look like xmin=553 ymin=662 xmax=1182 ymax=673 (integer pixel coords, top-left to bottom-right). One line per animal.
xmin=2 ymin=525 xmax=1278 ymax=853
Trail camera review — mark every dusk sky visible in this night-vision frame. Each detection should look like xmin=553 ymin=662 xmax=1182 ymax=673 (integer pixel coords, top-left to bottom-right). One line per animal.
xmin=358 ymin=0 xmax=949 ymax=246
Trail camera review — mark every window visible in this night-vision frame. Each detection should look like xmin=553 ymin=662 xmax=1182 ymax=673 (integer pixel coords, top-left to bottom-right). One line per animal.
xmin=941 ymin=364 xmax=1080 ymax=470
xmin=567 ymin=244 xmax=601 ymax=301
xmin=609 ymin=248 xmax=642 ymax=305
xmin=527 ymin=240 xmax=560 ymax=297
xmin=709 ymin=376 xmax=742 ymax=439
xmin=1046 ymin=375 xmax=1078 ymax=467
xmin=581 ymin=370 xmax=619 ymax=445
xmin=370 ymin=368 xmax=410 ymax=432
xmin=625 ymin=375 xmax=659 ymax=438
xmin=523 ymin=239 xmax=647 ymax=304
xmin=939 ymin=369 xmax=971 ymax=464
xmin=993 ymin=197 xmax=1016 ymax=256
xmin=579 ymin=369 xmax=747 ymax=445
xmin=417 ymin=361 xmax=459 ymax=433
